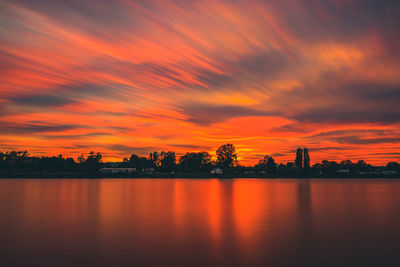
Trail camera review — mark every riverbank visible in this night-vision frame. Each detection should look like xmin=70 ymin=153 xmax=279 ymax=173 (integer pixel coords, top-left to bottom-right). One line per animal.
xmin=1 ymin=171 xmax=399 ymax=179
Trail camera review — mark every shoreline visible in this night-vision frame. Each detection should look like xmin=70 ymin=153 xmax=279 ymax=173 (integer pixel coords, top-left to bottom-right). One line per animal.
xmin=1 ymin=174 xmax=399 ymax=179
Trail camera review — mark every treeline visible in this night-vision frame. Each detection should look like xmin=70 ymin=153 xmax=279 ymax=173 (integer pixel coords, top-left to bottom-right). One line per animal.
xmin=119 ymin=144 xmax=238 ymax=173
xmin=0 ymin=144 xmax=239 ymax=174
xmin=0 ymin=144 xmax=399 ymax=177
xmin=0 ymin=151 xmax=102 ymax=173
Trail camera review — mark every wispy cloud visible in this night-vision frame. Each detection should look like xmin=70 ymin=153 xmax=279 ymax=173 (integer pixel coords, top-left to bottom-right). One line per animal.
xmin=0 ymin=0 xmax=399 ymax=164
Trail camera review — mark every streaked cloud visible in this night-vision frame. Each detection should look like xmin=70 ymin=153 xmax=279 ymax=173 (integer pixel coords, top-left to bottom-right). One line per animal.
xmin=0 ymin=0 xmax=399 ymax=164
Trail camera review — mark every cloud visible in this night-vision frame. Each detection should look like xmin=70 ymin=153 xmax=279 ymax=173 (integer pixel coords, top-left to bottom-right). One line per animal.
xmin=42 ymin=132 xmax=108 ymax=140
xmin=106 ymin=144 xmax=156 ymax=155
xmin=170 ymin=144 xmax=211 ymax=150
xmin=0 ymin=0 xmax=399 ymax=164
xmin=271 ymin=123 xmax=313 ymax=133
xmin=0 ymin=121 xmax=78 ymax=134
xmin=193 ymin=49 xmax=292 ymax=90
xmin=306 ymin=129 xmax=400 ymax=145
xmin=332 ymin=136 xmax=400 ymax=145
xmin=272 ymin=81 xmax=400 ymax=124
xmin=307 ymin=146 xmax=355 ymax=152
xmin=180 ymin=103 xmax=273 ymax=126
xmin=9 ymin=94 xmax=75 ymax=107
xmin=309 ymin=129 xmax=392 ymax=138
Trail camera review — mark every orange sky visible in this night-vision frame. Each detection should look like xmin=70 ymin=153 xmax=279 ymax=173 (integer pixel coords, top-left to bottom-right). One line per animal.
xmin=0 ymin=0 xmax=399 ymax=165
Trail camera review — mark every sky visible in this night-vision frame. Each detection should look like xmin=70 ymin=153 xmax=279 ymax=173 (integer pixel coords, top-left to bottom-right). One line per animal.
xmin=0 ymin=0 xmax=399 ymax=165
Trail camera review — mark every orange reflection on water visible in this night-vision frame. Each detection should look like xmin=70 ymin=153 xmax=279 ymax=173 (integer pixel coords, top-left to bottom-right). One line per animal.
xmin=1 ymin=179 xmax=400 ymax=266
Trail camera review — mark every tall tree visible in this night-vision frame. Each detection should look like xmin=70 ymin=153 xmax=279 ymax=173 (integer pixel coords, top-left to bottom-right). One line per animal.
xmin=216 ymin=144 xmax=237 ymax=169
xmin=295 ymin=147 xmax=303 ymax=170
xmin=303 ymin=148 xmax=310 ymax=170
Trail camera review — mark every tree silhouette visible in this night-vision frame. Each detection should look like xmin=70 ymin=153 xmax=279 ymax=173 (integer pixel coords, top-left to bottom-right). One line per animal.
xmin=295 ymin=147 xmax=303 ymax=170
xmin=303 ymin=148 xmax=310 ymax=170
xmin=0 ymin=147 xmax=398 ymax=177
xmin=340 ymin=160 xmax=353 ymax=169
xmin=179 ymin=152 xmax=211 ymax=172
xmin=128 ymin=154 xmax=140 ymax=166
xmin=216 ymin=144 xmax=237 ymax=169
xmin=356 ymin=160 xmax=368 ymax=171
xmin=78 ymin=154 xmax=85 ymax=164
xmin=387 ymin=162 xmax=399 ymax=170
xmin=160 ymin=151 xmax=176 ymax=172
xmin=149 ymin=151 xmax=161 ymax=167
xmin=84 ymin=151 xmax=103 ymax=171
xmin=266 ymin=157 xmax=277 ymax=173
xmin=256 ymin=155 xmax=277 ymax=173
xmin=257 ymin=155 xmax=270 ymax=167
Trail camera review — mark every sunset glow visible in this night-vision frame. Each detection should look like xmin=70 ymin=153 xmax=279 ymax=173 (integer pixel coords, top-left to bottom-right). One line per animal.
xmin=1 ymin=0 xmax=399 ymax=165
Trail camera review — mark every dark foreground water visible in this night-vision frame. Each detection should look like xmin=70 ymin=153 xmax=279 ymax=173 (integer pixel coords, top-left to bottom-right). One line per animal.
xmin=0 ymin=179 xmax=400 ymax=266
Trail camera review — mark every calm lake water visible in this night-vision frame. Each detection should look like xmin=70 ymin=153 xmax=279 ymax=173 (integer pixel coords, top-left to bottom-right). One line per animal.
xmin=0 ymin=179 xmax=399 ymax=266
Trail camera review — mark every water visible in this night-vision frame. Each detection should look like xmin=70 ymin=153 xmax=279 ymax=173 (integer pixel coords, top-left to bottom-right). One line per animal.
xmin=0 ymin=179 xmax=399 ymax=266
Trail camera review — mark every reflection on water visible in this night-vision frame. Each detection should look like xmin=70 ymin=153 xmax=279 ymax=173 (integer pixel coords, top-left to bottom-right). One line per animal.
xmin=0 ymin=179 xmax=399 ymax=266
